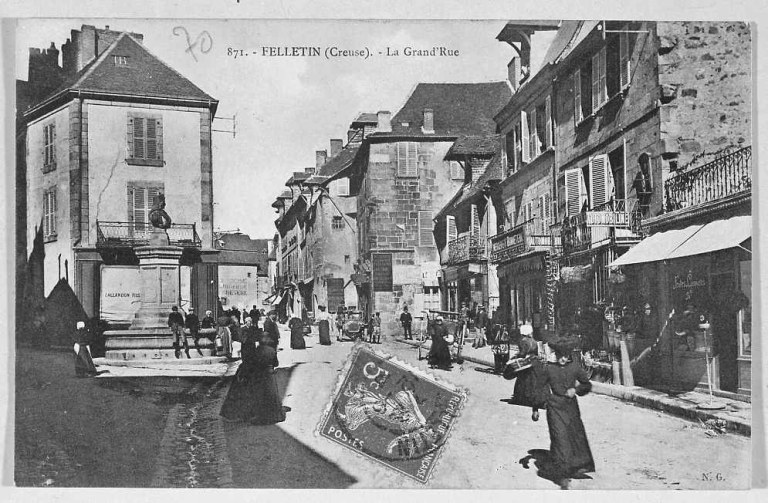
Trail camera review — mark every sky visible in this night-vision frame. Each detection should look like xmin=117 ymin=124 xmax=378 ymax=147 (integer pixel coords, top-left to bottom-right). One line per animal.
xmin=16 ymin=18 xmax=554 ymax=239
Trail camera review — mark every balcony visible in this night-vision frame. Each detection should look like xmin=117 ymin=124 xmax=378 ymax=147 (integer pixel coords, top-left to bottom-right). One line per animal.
xmin=561 ymin=199 xmax=640 ymax=255
xmin=664 ymin=146 xmax=751 ymax=213
xmin=446 ymin=234 xmax=487 ymax=265
xmin=490 ymin=219 xmax=553 ymax=264
xmin=96 ymin=221 xmax=201 ymax=248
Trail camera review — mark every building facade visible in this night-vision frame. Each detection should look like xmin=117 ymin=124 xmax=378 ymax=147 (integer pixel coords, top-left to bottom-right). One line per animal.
xmin=20 ymin=25 xmax=219 ymax=328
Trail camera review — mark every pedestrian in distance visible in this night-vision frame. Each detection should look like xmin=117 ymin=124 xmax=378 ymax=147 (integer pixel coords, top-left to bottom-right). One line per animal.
xmin=249 ymin=305 xmax=261 ymax=326
xmin=71 ymin=321 xmax=99 ymax=377
xmin=400 ymin=305 xmax=413 ymax=340
xmin=427 ymin=316 xmax=452 ymax=370
xmin=539 ymin=337 xmax=595 ymax=489
xmin=288 ymin=316 xmax=306 ymax=350
xmin=372 ymin=312 xmax=382 ymax=344
xmin=316 ymin=305 xmax=332 ymax=346
xmin=262 ymin=310 xmax=281 ymax=350
xmin=505 ymin=335 xmax=547 ymax=421
xmin=168 ymin=306 xmax=189 ymax=359
xmin=473 ymin=305 xmax=489 ymax=348
xmin=185 ymin=307 xmax=204 ymax=356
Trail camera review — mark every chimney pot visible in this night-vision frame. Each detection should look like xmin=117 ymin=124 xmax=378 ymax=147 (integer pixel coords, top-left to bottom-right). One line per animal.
xmin=422 ymin=108 xmax=434 ymax=134
xmin=377 ymin=111 xmax=392 ymax=133
xmin=330 ymin=138 xmax=343 ymax=157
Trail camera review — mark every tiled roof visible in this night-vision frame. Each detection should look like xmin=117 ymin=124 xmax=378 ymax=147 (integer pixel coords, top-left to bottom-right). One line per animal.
xmin=445 ymin=134 xmax=501 ymax=159
xmin=371 ymin=82 xmax=511 ymax=139
xmin=435 ymin=152 xmax=503 ymax=219
xmin=31 ymin=33 xmax=216 ymax=113
xmin=317 ymin=143 xmax=360 ymax=178
xmin=543 ymin=20 xmax=599 ymax=65
xmin=304 ymin=175 xmax=330 ymax=185
xmin=217 ymin=233 xmax=270 ymax=270
xmin=285 ymin=171 xmax=311 ymax=186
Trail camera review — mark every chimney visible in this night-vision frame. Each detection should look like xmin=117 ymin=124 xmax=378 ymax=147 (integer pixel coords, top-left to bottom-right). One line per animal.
xmin=376 ymin=111 xmax=392 ymax=133
xmin=304 ymin=167 xmax=315 ymax=175
xmin=330 ymin=139 xmax=343 ymax=157
xmin=422 ymin=108 xmax=434 ymax=134
xmin=315 ymin=150 xmax=328 ymax=169
xmin=507 ymin=57 xmax=521 ymax=91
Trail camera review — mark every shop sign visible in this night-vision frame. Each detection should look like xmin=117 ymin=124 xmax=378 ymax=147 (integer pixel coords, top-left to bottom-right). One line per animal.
xmin=671 ymin=262 xmax=708 ymax=308
xmin=219 ymin=265 xmax=261 ymax=310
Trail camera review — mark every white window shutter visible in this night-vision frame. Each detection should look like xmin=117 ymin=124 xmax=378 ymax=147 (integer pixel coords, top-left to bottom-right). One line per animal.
xmin=599 ymin=47 xmax=607 ymax=105
xmin=574 ymin=69 xmax=582 ymax=123
xmin=521 ymin=111 xmax=530 ymax=162
xmin=565 ymin=169 xmax=581 ymax=216
xmin=620 ymin=31 xmax=630 ymax=88
xmin=589 ymin=154 xmax=611 ymax=208
xmin=591 ymin=53 xmax=600 ymax=111
xmin=529 ymin=108 xmax=537 ymax=157
xmin=545 ymin=95 xmax=553 ymax=148
xmin=446 ymin=215 xmax=457 ymax=243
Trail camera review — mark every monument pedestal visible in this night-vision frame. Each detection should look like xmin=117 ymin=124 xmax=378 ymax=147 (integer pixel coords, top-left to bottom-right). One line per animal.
xmin=104 ymin=229 xmax=221 ymax=363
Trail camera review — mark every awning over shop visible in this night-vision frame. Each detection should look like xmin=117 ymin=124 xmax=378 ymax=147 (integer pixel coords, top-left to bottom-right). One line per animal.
xmin=271 ymin=293 xmax=283 ymax=305
xmin=610 ymin=215 xmax=752 ymax=267
xmin=609 ymin=224 xmax=703 ymax=267
xmin=666 ymin=215 xmax=751 ymax=260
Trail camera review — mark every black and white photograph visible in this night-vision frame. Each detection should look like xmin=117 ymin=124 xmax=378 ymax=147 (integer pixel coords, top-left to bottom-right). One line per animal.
xmin=2 ymin=0 xmax=763 ymax=498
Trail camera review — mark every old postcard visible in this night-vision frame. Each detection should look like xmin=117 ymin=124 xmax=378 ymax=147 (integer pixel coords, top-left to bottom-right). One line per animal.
xmin=8 ymin=11 xmax=757 ymax=495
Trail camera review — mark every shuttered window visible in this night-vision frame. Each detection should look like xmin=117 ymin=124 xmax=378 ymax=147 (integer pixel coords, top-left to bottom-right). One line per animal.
xmin=127 ymin=184 xmax=163 ymax=231
xmin=446 ymin=160 xmax=464 ymax=180
xmin=470 ymin=204 xmax=481 ymax=237
xmin=446 ymin=215 xmax=457 ymax=243
xmin=591 ymin=47 xmax=607 ymax=110
xmin=43 ymin=188 xmax=57 ymax=239
xmin=589 ymin=154 xmax=612 ymax=209
xmin=573 ymin=69 xmax=582 ymax=124
xmin=127 ymin=113 xmax=163 ymax=165
xmin=619 ymin=30 xmax=631 ymax=89
xmin=520 ymin=111 xmax=530 ymax=163
xmin=396 ymin=142 xmax=419 ymax=177
xmin=545 ymin=95 xmax=553 ymax=148
xmin=418 ymin=210 xmax=433 ymax=246
xmin=565 ymin=169 xmax=586 ymax=216
xmin=334 ymin=178 xmax=350 ymax=196
xmin=528 ymin=108 xmax=538 ymax=159
xmin=43 ymin=123 xmax=56 ymax=173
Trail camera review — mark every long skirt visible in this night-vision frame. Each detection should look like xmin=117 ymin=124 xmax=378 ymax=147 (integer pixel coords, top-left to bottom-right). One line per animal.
xmin=220 ymin=369 xmax=286 ymax=425
xmin=546 ymin=394 xmax=595 ymax=477
xmin=511 ymin=363 xmax=547 ymax=409
xmin=427 ymin=338 xmax=452 ymax=368
xmin=318 ymin=320 xmax=331 ymax=345
xmin=290 ymin=326 xmax=306 ymax=349
xmin=74 ymin=345 xmax=97 ymax=377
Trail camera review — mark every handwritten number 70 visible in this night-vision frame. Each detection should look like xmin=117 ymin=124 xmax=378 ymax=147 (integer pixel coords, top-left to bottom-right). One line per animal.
xmin=173 ymin=26 xmax=213 ymax=62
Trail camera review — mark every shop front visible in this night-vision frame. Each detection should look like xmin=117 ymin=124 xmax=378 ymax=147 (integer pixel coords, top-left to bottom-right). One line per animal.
xmin=442 ymin=263 xmax=486 ymax=314
xmin=497 ymin=254 xmax=549 ymax=339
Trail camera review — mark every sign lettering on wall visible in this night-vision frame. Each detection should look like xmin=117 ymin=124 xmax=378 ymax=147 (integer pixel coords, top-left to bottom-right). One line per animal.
xmin=100 ymin=266 xmax=191 ymax=323
xmin=372 ymin=253 xmax=393 ymax=292
xmin=218 ymin=265 xmax=262 ymax=310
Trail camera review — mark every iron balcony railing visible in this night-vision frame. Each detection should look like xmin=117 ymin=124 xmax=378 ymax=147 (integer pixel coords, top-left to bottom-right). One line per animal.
xmin=560 ymin=199 xmax=639 ymax=255
xmin=664 ymin=146 xmax=751 ymax=213
xmin=446 ymin=234 xmax=487 ymax=265
xmin=96 ymin=221 xmax=201 ymax=248
xmin=490 ymin=219 xmax=553 ymax=264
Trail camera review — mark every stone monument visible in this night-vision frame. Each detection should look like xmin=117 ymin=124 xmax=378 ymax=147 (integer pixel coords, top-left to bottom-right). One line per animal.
xmin=104 ymin=194 xmax=219 ymax=363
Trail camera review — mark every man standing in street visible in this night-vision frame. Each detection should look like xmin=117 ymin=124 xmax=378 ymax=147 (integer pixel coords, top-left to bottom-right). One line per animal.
xmin=263 ymin=310 xmax=281 ymax=349
xmin=473 ymin=305 xmax=489 ymax=348
xmin=168 ymin=306 xmax=189 ymax=359
xmin=185 ymin=307 xmax=203 ymax=356
xmin=400 ymin=305 xmax=413 ymax=340
xmin=372 ymin=312 xmax=382 ymax=344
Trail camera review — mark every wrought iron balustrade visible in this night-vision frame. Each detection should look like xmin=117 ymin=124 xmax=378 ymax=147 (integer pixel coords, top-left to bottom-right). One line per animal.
xmin=560 ymin=199 xmax=639 ymax=255
xmin=489 ymin=219 xmax=552 ymax=264
xmin=664 ymin=146 xmax=751 ymax=212
xmin=96 ymin=221 xmax=201 ymax=248
xmin=446 ymin=234 xmax=487 ymax=265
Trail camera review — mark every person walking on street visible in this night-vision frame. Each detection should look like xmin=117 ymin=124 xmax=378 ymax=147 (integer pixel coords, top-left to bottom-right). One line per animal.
xmin=262 ymin=310 xmax=281 ymax=350
xmin=539 ymin=337 xmax=595 ymax=489
xmin=316 ymin=305 xmax=332 ymax=346
xmin=168 ymin=306 xmax=189 ymax=359
xmin=372 ymin=312 xmax=382 ymax=344
xmin=185 ymin=307 xmax=203 ymax=356
xmin=427 ymin=316 xmax=452 ymax=370
xmin=288 ymin=316 xmax=306 ymax=350
xmin=249 ymin=305 xmax=261 ymax=327
xmin=400 ymin=305 xmax=413 ymax=340
xmin=71 ymin=321 xmax=99 ymax=377
xmin=473 ymin=305 xmax=489 ymax=348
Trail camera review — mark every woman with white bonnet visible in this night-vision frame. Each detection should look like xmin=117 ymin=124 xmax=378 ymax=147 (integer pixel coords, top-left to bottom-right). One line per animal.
xmin=72 ymin=321 xmax=98 ymax=377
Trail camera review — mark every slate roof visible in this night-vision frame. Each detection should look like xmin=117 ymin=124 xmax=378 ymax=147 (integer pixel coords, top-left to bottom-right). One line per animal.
xmin=435 ymin=153 xmax=503 ymax=219
xmin=543 ymin=20 xmax=599 ymax=65
xmin=370 ymin=82 xmax=511 ymax=139
xmin=350 ymin=113 xmax=378 ymax=127
xmin=27 ymin=32 xmax=216 ymax=116
xmin=317 ymin=143 xmax=361 ymax=178
xmin=285 ymin=171 xmax=311 ymax=186
xmin=217 ymin=233 xmax=270 ymax=271
xmin=445 ymin=134 xmax=501 ymax=160
xmin=496 ymin=20 xmax=561 ymax=43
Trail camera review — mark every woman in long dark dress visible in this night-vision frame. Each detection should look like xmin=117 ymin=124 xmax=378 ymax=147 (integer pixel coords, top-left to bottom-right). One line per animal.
xmin=220 ymin=334 xmax=287 ymax=425
xmin=288 ymin=317 xmax=306 ymax=349
xmin=427 ymin=316 xmax=453 ymax=370
xmin=539 ymin=338 xmax=594 ymax=489
xmin=316 ymin=305 xmax=332 ymax=345
xmin=509 ymin=336 xmax=547 ymax=421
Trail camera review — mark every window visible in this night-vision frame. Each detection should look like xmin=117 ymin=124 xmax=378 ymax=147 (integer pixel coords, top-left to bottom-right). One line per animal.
xmin=446 ymin=160 xmax=464 ymax=181
xmin=573 ymin=69 xmax=583 ymax=124
xmin=419 ymin=210 xmax=433 ymax=246
xmin=332 ymin=215 xmax=344 ymax=230
xmin=396 ymin=142 xmax=418 ymax=177
xmin=588 ymin=154 xmax=614 ymax=209
xmin=470 ymin=205 xmax=480 ymax=236
xmin=619 ymin=30 xmax=632 ymax=89
xmin=591 ymin=47 xmax=607 ymax=110
xmin=43 ymin=123 xmax=56 ymax=173
xmin=344 ymin=255 xmax=351 ymax=264
xmin=535 ymin=101 xmax=549 ymax=154
xmin=127 ymin=113 xmax=163 ymax=166
xmin=520 ymin=111 xmax=530 ymax=163
xmin=564 ymin=168 xmax=587 ymax=216
xmin=127 ymin=184 xmax=163 ymax=231
xmin=43 ymin=188 xmax=57 ymax=240
xmin=527 ymin=108 xmax=538 ymax=160
xmin=113 ymin=55 xmax=129 ymax=66
xmin=334 ymin=178 xmax=350 ymax=196
xmin=504 ymin=131 xmax=515 ymax=175
xmin=446 ymin=215 xmax=457 ymax=243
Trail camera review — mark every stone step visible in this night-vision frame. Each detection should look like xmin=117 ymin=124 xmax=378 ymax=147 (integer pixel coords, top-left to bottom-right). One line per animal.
xmin=105 ymin=336 xmax=215 ymax=350
xmin=104 ymin=348 xmax=221 ymax=362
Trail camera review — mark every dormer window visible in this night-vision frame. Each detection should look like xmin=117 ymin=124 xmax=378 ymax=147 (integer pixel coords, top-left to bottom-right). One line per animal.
xmin=113 ymin=55 xmax=129 ymax=66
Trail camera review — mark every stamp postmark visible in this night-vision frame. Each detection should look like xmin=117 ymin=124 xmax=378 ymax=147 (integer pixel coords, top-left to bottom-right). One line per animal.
xmin=317 ymin=345 xmax=467 ymax=484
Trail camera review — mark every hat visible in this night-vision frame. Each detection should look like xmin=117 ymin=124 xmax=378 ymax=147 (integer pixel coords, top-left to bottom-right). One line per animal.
xmin=76 ymin=321 xmax=86 ymax=329
xmin=435 ymin=315 xmax=444 ymax=322
xmin=206 ymin=310 xmax=212 ymax=316
xmin=549 ymin=337 xmax=578 ymax=358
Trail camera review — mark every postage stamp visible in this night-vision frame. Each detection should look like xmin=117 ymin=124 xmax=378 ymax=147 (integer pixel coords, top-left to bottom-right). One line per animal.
xmin=317 ymin=345 xmax=467 ymax=484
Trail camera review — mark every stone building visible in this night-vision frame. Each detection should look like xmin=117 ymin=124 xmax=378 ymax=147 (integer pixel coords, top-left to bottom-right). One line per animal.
xmin=215 ymin=233 xmax=271 ymax=313
xmin=18 ymin=25 xmax=219 ymax=328
xmin=349 ymin=82 xmax=511 ymax=332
